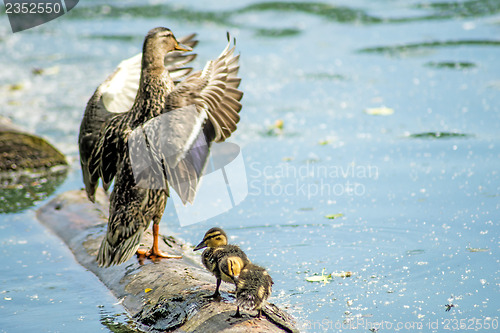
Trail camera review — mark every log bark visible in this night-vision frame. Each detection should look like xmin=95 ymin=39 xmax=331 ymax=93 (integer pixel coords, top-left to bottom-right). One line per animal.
xmin=36 ymin=189 xmax=299 ymax=333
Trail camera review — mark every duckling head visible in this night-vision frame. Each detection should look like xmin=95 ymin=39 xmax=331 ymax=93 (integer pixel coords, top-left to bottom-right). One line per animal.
xmin=193 ymin=227 xmax=228 ymax=251
xmin=142 ymin=27 xmax=192 ymax=69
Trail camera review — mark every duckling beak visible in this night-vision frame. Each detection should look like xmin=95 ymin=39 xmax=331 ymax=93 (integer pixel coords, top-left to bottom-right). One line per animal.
xmin=174 ymin=43 xmax=192 ymax=52
xmin=193 ymin=240 xmax=207 ymax=251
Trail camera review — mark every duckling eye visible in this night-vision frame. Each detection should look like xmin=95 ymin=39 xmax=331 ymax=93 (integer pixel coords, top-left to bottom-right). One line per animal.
xmin=215 ymin=237 xmax=221 ymax=240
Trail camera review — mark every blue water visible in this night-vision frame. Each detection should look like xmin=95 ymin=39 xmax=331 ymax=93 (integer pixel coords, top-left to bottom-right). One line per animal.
xmin=1 ymin=0 xmax=499 ymax=332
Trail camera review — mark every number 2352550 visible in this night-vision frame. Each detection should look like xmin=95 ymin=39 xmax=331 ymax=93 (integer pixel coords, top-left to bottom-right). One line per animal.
xmin=5 ymin=2 xmax=62 ymax=14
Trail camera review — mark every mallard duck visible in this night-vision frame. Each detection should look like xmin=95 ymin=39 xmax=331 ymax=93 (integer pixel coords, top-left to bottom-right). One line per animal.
xmin=193 ymin=227 xmax=250 ymax=298
xmin=79 ymin=27 xmax=243 ymax=267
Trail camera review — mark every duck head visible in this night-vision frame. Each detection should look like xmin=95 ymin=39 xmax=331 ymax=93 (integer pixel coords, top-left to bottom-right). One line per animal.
xmin=142 ymin=27 xmax=192 ymax=69
xmin=194 ymin=227 xmax=228 ymax=250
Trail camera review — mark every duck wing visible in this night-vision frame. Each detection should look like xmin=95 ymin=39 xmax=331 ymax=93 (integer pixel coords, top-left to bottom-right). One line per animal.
xmin=79 ymin=34 xmax=198 ymax=202
xmin=127 ymin=104 xmax=207 ymax=194
xmin=166 ymin=34 xmax=243 ymax=142
xmin=79 ymin=86 xmax=115 ymax=202
xmin=157 ymin=35 xmax=243 ymax=204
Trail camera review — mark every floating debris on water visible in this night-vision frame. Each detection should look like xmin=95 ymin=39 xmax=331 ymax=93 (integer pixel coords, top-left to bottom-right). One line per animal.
xmin=466 ymin=245 xmax=489 ymax=252
xmin=306 ymin=268 xmax=332 ymax=284
xmin=331 ymin=271 xmax=352 ymax=278
xmin=364 ymin=106 xmax=394 ymax=116
xmin=31 ymin=66 xmax=60 ymax=76
xmin=306 ymin=269 xmax=352 ymax=284
xmin=325 ymin=213 xmax=343 ymax=220
xmin=7 ymin=83 xmax=24 ymax=91
xmin=406 ymin=249 xmax=425 ymax=256
xmin=445 ymin=304 xmax=455 ymax=311
xmin=264 ymin=119 xmax=285 ymax=136
xmin=318 ymin=139 xmax=332 ymax=145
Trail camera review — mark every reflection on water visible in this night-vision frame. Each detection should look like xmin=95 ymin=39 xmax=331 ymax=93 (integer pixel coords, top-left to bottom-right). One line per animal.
xmin=0 ymin=168 xmax=67 ymax=214
xmin=238 ymin=1 xmax=382 ymax=24
xmin=406 ymin=132 xmax=474 ymax=139
xmin=63 ymin=0 xmax=500 ymax=34
xmin=358 ymin=40 xmax=500 ymax=57
xmin=255 ymin=27 xmax=302 ymax=38
xmin=100 ymin=309 xmax=137 ymax=333
xmin=414 ymin=0 xmax=500 ymax=19
xmin=425 ymin=61 xmax=477 ymax=69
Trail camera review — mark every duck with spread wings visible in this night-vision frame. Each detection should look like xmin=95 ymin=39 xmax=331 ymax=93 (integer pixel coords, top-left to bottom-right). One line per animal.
xmin=78 ymin=27 xmax=243 ymax=267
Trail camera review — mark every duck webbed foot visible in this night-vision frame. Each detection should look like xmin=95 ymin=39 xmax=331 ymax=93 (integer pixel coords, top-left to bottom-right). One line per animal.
xmin=136 ymin=247 xmax=182 ymax=259
xmin=137 ymin=224 xmax=182 ymax=261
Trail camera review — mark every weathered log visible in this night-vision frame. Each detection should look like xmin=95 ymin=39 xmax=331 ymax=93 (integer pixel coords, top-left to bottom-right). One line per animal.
xmin=36 ymin=189 xmax=299 ymax=332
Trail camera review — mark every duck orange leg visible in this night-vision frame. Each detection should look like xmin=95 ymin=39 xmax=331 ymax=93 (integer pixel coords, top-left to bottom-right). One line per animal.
xmin=137 ymin=224 xmax=182 ymax=259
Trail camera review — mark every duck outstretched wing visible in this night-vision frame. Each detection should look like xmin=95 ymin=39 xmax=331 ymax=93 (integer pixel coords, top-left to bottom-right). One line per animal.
xmin=160 ymin=35 xmax=243 ymax=204
xmin=166 ymin=34 xmax=243 ymax=142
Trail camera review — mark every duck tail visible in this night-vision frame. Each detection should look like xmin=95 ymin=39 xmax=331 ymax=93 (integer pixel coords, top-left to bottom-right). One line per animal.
xmin=236 ymin=264 xmax=273 ymax=310
xmin=236 ymin=288 xmax=258 ymax=310
xmin=97 ymin=224 xmax=144 ymax=267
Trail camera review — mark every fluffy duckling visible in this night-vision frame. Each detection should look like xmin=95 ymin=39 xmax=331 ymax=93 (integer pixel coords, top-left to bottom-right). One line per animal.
xmin=194 ymin=227 xmax=273 ymax=317
xmin=223 ymin=261 xmax=273 ymax=318
xmin=193 ymin=227 xmax=249 ymax=298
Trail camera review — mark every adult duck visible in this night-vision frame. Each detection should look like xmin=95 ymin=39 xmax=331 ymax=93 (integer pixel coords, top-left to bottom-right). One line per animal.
xmin=79 ymin=27 xmax=243 ymax=267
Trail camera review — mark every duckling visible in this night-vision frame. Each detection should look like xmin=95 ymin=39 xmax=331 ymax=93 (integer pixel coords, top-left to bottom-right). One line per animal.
xmin=193 ymin=227 xmax=249 ymax=298
xmin=222 ymin=261 xmax=273 ymax=318
xmin=80 ymin=27 xmax=243 ymax=267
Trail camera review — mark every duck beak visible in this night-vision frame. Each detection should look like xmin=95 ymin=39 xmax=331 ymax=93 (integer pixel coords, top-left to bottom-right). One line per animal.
xmin=193 ymin=240 xmax=206 ymax=251
xmin=174 ymin=43 xmax=192 ymax=52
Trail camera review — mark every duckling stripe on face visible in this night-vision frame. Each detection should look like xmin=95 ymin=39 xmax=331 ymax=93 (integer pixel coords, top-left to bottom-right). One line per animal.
xmin=204 ymin=230 xmax=224 ymax=241
xmin=201 ymin=229 xmax=228 ymax=248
